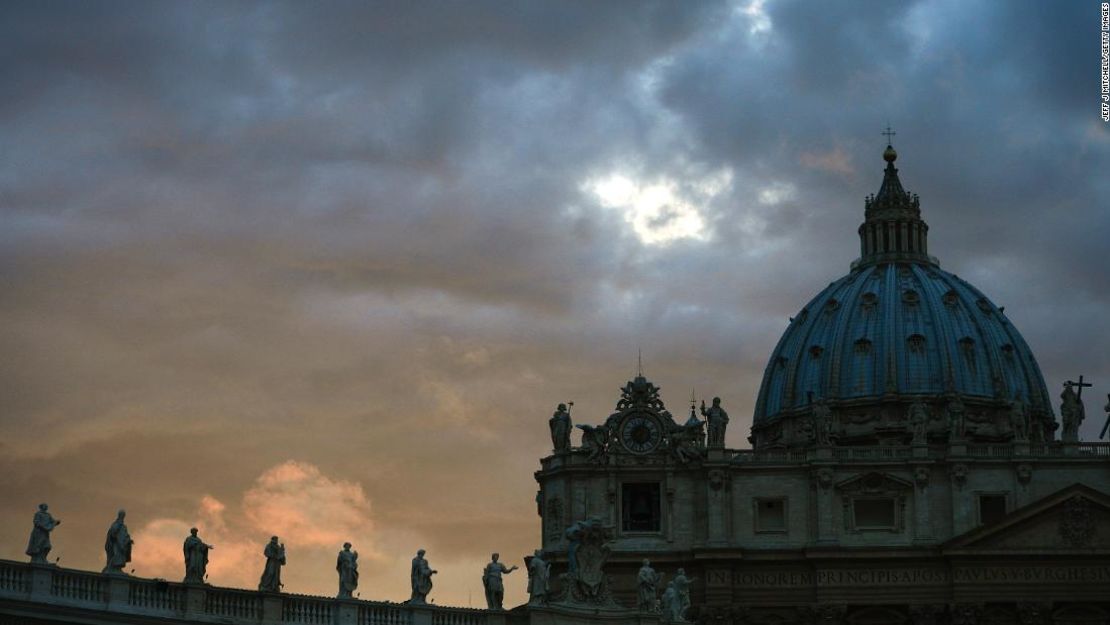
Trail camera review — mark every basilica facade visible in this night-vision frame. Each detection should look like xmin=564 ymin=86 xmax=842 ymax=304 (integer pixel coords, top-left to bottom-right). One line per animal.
xmin=533 ymin=145 xmax=1110 ymax=625
xmin=2 ymin=146 xmax=1107 ymax=625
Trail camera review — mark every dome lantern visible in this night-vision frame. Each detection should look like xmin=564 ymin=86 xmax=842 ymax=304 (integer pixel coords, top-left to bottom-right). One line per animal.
xmin=855 ymin=132 xmax=935 ymax=268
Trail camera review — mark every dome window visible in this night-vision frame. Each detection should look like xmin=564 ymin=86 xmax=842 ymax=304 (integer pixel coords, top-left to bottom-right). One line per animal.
xmin=902 ymin=290 xmax=920 ymax=305
xmin=977 ymin=298 xmax=993 ymax=314
xmin=861 ymin=292 xmax=878 ymax=310
xmin=775 ymin=356 xmax=789 ymax=369
xmin=809 ymin=345 xmax=824 ymax=359
xmin=1001 ymin=343 xmax=1015 ymax=360
xmin=943 ymin=290 xmax=959 ymax=307
xmin=907 ymin=334 xmax=926 ymax=353
xmin=793 ymin=308 xmax=809 ymax=324
xmin=824 ymin=298 xmax=840 ymax=314
xmin=854 ymin=338 xmax=872 ymax=354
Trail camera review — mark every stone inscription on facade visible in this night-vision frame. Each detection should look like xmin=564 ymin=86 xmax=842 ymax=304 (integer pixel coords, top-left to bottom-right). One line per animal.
xmin=952 ymin=565 xmax=1110 ymax=583
xmin=736 ymin=566 xmax=1110 ymax=588
xmin=816 ymin=568 xmax=948 ymax=586
xmin=735 ymin=571 xmax=813 ymax=587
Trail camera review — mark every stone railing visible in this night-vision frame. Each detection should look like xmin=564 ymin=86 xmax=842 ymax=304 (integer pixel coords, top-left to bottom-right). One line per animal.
xmin=731 ymin=443 xmax=1110 ymax=464
xmin=0 ymin=559 xmax=516 ymax=625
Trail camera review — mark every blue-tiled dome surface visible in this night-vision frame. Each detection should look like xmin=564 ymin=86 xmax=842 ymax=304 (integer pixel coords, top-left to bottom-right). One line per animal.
xmin=753 ymin=262 xmax=1052 ymax=424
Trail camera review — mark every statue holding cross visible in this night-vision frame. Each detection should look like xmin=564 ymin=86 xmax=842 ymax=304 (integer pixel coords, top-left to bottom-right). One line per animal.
xmin=1060 ymin=377 xmax=1091 ymax=443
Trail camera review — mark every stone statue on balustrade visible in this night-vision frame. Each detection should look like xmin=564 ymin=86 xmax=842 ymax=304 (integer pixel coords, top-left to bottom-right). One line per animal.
xmin=671 ymin=568 xmax=695 ymax=622
xmin=409 ymin=548 xmax=436 ymax=604
xmin=552 ymin=518 xmax=619 ymax=607
xmin=26 ymin=503 xmax=60 ymax=565
xmin=908 ymin=400 xmax=929 ymax=445
xmin=526 ymin=550 xmax=550 ymax=606
xmin=668 ymin=419 xmax=705 ymax=464
xmin=482 ymin=552 xmax=518 ymax=610
xmin=258 ymin=536 xmax=285 ymax=592
xmin=336 ymin=542 xmax=359 ymax=599
xmin=102 ymin=509 xmax=133 ymax=575
xmin=550 ymin=403 xmax=573 ymax=453
xmin=660 ymin=582 xmax=683 ymax=624
xmin=183 ymin=528 xmax=213 ymax=584
xmin=576 ymin=423 xmax=610 ymax=463
xmin=1009 ymin=394 xmax=1030 ymax=442
xmin=1060 ymin=382 xmax=1086 ymax=443
xmin=637 ymin=559 xmax=662 ymax=612
xmin=700 ymin=398 xmax=729 ymax=449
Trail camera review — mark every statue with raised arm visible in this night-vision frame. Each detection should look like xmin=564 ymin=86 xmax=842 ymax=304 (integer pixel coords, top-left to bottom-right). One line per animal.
xmin=700 ymin=397 xmax=729 ymax=449
xmin=409 ymin=549 xmax=436 ymax=604
xmin=637 ymin=559 xmax=661 ymax=612
xmin=183 ymin=528 xmax=213 ymax=584
xmin=550 ymin=403 xmax=573 ymax=453
xmin=336 ymin=542 xmax=359 ymax=599
xmin=258 ymin=536 xmax=285 ymax=592
xmin=1060 ymin=382 xmax=1086 ymax=443
xmin=482 ymin=552 xmax=519 ymax=610
xmin=526 ymin=550 xmax=550 ymax=605
xmin=102 ymin=509 xmax=133 ymax=575
xmin=26 ymin=503 xmax=60 ymax=565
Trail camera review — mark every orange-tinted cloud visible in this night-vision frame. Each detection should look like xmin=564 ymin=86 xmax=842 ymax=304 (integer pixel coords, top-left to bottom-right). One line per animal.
xmin=132 ymin=461 xmax=382 ymax=592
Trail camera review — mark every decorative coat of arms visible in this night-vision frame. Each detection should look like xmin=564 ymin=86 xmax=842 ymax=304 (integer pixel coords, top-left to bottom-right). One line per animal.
xmin=1059 ymin=496 xmax=1095 ymax=547
xmin=552 ymin=518 xmax=621 ymax=607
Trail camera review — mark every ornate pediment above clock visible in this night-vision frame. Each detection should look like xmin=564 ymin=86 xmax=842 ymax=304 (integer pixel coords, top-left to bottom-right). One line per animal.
xmin=572 ymin=374 xmax=705 ymax=462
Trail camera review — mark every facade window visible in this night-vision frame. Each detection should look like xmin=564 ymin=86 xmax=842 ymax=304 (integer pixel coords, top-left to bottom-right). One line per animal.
xmin=621 ymin=482 xmax=661 ymax=533
xmin=754 ymin=498 xmax=787 ymax=533
xmin=978 ymin=494 xmax=1007 ymax=526
xmin=852 ymin=498 xmax=896 ymax=530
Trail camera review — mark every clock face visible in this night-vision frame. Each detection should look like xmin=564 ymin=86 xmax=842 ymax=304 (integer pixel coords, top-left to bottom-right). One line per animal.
xmin=621 ymin=414 xmax=662 ymax=453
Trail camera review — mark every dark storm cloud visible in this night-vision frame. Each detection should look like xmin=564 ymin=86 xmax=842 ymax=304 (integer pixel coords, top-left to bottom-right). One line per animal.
xmin=1 ymin=0 xmax=1107 ymax=602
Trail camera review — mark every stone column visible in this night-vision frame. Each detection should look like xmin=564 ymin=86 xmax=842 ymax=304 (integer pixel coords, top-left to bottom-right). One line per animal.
xmin=912 ymin=465 xmax=934 ymax=543
xmin=813 ymin=467 xmax=837 ymax=544
xmin=948 ymin=463 xmax=971 ymax=535
xmin=665 ymin=469 xmax=676 ymax=543
xmin=706 ymin=469 xmax=730 ymax=545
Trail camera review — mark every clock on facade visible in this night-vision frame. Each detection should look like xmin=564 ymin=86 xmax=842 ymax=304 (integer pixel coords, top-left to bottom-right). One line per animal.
xmin=621 ymin=413 xmax=663 ymax=453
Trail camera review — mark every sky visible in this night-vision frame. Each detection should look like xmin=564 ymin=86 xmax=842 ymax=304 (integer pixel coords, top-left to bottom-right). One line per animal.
xmin=1 ymin=0 xmax=1108 ymax=608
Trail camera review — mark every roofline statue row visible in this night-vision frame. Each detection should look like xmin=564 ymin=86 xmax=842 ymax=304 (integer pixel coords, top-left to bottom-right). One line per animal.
xmin=20 ymin=505 xmax=528 ymax=608
xmin=19 ymin=505 xmax=700 ymax=619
